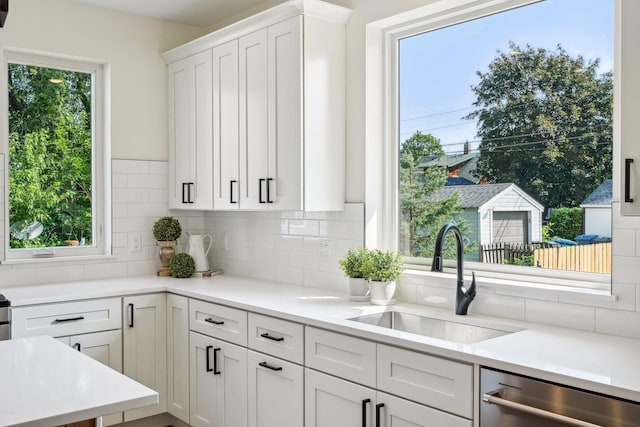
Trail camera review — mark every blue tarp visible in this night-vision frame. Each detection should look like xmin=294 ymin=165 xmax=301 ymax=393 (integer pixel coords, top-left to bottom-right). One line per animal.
xmin=551 ymin=237 xmax=578 ymax=246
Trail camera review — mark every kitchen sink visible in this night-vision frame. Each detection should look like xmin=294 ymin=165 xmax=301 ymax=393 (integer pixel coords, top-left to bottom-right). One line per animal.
xmin=348 ymin=310 xmax=516 ymax=344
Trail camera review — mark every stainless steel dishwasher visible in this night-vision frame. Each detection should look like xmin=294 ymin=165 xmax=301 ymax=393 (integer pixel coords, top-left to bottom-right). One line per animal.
xmin=0 ymin=294 xmax=10 ymax=340
xmin=481 ymin=367 xmax=640 ymax=426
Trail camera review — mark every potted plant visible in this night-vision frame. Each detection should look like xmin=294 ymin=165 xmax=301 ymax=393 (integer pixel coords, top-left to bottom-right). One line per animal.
xmin=153 ymin=216 xmax=182 ymax=276
xmin=339 ymin=247 xmax=372 ymax=301
xmin=361 ymin=249 xmax=403 ymax=305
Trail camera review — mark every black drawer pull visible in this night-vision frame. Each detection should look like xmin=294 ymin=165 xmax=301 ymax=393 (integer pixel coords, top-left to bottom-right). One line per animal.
xmin=626 ymin=158 xmax=634 ymax=203
xmin=206 ymin=345 xmax=213 ymax=372
xmin=204 ymin=317 xmax=224 ymax=325
xmin=213 ymin=348 xmax=221 ymax=375
xmin=128 ymin=303 xmax=134 ymax=328
xmin=260 ymin=332 xmax=284 ymax=342
xmin=258 ymin=361 xmax=282 ymax=372
xmin=54 ymin=316 xmax=85 ymax=323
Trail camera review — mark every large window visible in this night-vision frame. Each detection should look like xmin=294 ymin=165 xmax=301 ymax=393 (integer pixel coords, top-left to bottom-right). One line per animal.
xmin=4 ymin=51 xmax=108 ymax=260
xmin=366 ymin=0 xmax=616 ymax=291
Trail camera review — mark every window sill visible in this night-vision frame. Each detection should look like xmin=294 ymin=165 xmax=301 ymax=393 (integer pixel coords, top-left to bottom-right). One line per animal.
xmin=401 ymin=268 xmax=617 ymax=302
xmin=2 ymin=254 xmax=116 ymax=265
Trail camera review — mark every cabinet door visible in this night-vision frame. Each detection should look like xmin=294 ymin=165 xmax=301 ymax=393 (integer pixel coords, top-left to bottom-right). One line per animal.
xmin=267 ymin=16 xmax=303 ymax=210
xmin=122 ymin=294 xmax=167 ymax=422
xmin=248 ymin=350 xmax=303 ymax=427
xmin=167 ymin=294 xmax=189 ymax=423
xmin=305 ymin=369 xmax=375 ymax=427
xmin=190 ymin=331 xmax=248 ymax=427
xmin=168 ymin=50 xmax=213 ymax=210
xmin=213 ymin=39 xmax=240 ymax=210
xmin=376 ymin=392 xmax=471 ymax=427
xmin=71 ymin=330 xmax=124 ymax=426
xmin=239 ymin=28 xmax=269 ymax=210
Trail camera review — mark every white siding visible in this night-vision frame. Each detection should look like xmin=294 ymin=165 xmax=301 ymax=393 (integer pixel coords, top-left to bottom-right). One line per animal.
xmin=584 ymin=207 xmax=612 ymax=238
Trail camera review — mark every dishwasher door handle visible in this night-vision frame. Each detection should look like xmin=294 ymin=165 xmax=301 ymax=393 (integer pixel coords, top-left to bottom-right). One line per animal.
xmin=482 ymin=391 xmax=602 ymax=427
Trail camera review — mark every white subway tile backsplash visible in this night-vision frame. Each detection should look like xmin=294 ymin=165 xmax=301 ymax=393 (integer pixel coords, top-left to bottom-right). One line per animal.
xmin=525 ymin=299 xmax=595 ymax=331
xmin=613 ymin=228 xmax=636 ymax=256
xmin=289 ymin=219 xmax=319 ymax=236
xmin=612 ymin=256 xmax=640 ymax=285
xmin=595 ymin=308 xmax=640 ymax=338
xmin=112 ymin=159 xmax=150 ymax=174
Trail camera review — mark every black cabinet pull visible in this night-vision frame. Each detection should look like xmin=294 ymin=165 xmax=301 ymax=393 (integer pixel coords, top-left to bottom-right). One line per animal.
xmin=362 ymin=398 xmax=371 ymax=427
xmin=206 ymin=345 xmax=213 ymax=372
xmin=182 ymin=183 xmax=187 ymax=204
xmin=260 ymin=332 xmax=284 ymax=342
xmin=187 ymin=182 xmax=195 ymax=204
xmin=266 ymin=178 xmax=273 ymax=203
xmin=259 ymin=178 xmax=266 ymax=203
xmin=375 ymin=403 xmax=384 ymax=427
xmin=204 ymin=317 xmax=224 ymax=325
xmin=54 ymin=316 xmax=85 ymax=323
xmin=213 ymin=348 xmax=221 ymax=375
xmin=230 ymin=180 xmax=237 ymax=204
xmin=128 ymin=303 xmax=134 ymax=328
xmin=73 ymin=342 xmax=81 ymax=352
xmin=626 ymin=158 xmax=634 ymax=203
xmin=258 ymin=361 xmax=282 ymax=372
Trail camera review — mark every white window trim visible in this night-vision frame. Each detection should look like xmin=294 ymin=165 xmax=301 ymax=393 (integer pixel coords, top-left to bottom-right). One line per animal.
xmin=1 ymin=49 xmax=111 ymax=261
xmin=365 ymin=0 xmax=615 ymax=294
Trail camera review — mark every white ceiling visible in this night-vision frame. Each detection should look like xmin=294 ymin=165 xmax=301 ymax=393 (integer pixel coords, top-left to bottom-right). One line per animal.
xmin=69 ymin=0 xmax=270 ymax=28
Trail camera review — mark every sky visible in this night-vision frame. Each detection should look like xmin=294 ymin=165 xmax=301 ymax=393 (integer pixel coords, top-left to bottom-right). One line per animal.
xmin=398 ymin=0 xmax=614 ymax=154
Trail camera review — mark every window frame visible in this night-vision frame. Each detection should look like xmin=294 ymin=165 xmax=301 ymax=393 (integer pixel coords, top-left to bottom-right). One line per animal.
xmin=2 ymin=49 xmax=111 ymax=261
xmin=365 ymin=0 xmax=614 ymax=292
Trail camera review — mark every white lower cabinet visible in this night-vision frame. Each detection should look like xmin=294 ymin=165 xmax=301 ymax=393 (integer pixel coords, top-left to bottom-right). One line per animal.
xmin=167 ymin=294 xmax=190 ymax=423
xmin=190 ymin=331 xmax=248 ymax=427
xmin=59 ymin=330 xmax=123 ymax=426
xmin=376 ymin=392 xmax=471 ymax=427
xmin=247 ymin=350 xmax=303 ymax=427
xmin=122 ymin=293 xmax=168 ymax=422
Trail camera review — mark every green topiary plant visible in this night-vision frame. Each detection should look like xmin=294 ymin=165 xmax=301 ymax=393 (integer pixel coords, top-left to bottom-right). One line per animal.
xmin=339 ymin=247 xmax=372 ymax=278
xmin=361 ymin=249 xmax=403 ymax=282
xmin=169 ymin=253 xmax=196 ymax=278
xmin=153 ymin=216 xmax=182 ymax=241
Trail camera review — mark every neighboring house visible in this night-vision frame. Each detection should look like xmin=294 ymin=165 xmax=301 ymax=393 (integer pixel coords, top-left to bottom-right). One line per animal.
xmin=430 ymin=183 xmax=544 ymax=260
xmin=419 ymin=144 xmax=481 ymax=184
xmin=580 ymin=179 xmax=612 ymax=238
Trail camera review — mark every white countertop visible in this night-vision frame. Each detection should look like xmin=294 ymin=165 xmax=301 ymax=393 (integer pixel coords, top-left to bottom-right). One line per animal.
xmin=3 ymin=274 xmax=640 ymax=403
xmin=0 ymin=336 xmax=158 ymax=427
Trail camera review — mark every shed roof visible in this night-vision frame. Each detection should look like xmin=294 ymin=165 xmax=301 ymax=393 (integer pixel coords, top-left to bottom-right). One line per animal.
xmin=429 ymin=183 xmax=543 ymax=211
xmin=580 ymin=179 xmax=612 ymax=207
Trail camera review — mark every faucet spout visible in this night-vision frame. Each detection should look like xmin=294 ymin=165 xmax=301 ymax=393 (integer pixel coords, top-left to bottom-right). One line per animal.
xmin=431 ymin=223 xmax=476 ymax=315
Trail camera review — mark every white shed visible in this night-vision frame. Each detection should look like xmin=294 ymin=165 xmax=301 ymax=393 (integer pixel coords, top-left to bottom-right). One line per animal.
xmin=430 ymin=183 xmax=544 ymax=258
xmin=580 ymin=179 xmax=612 ymax=238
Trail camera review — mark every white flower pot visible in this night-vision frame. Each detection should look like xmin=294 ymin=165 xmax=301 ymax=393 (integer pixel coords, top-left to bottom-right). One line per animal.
xmin=370 ymin=280 xmax=396 ymax=306
xmin=348 ymin=277 xmax=370 ymax=301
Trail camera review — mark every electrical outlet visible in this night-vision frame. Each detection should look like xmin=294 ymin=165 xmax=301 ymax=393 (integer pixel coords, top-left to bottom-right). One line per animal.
xmin=130 ymin=233 xmax=141 ymax=252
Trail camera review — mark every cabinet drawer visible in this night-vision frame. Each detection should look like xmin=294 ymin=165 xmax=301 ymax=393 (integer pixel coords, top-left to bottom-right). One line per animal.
xmin=305 ymin=327 xmax=376 ymax=388
xmin=377 ymin=344 xmax=473 ymax=418
xmin=11 ymin=298 xmax=122 ymax=338
xmin=189 ymin=299 xmax=247 ymax=346
xmin=248 ymin=313 xmax=303 ymax=364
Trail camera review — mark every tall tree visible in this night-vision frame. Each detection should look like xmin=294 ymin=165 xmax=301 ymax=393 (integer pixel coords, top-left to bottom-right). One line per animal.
xmin=399 ymin=131 xmax=471 ymax=258
xmin=8 ymin=64 xmax=93 ymax=248
xmin=468 ymin=42 xmax=613 ymax=208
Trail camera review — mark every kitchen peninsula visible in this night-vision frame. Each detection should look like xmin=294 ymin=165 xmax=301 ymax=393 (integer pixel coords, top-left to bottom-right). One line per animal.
xmin=0 ymin=336 xmax=157 ymax=427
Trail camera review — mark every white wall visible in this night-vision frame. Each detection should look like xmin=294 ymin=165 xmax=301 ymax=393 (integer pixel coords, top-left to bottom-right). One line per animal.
xmin=0 ymin=0 xmax=206 ymax=161
xmin=585 ymin=208 xmax=612 ymax=238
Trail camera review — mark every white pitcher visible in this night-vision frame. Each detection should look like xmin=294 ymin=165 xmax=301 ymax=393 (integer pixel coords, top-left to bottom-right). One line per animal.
xmin=186 ymin=233 xmax=213 ymax=272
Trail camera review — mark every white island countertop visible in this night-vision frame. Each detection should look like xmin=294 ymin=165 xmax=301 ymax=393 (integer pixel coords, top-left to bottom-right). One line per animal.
xmin=0 ymin=336 xmax=158 ymax=427
xmin=3 ymin=274 xmax=640 ymax=404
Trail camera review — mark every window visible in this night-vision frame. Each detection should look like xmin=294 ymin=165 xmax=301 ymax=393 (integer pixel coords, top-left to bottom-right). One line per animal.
xmin=3 ymin=51 xmax=109 ymax=260
xmin=366 ymin=0 xmax=616 ymax=291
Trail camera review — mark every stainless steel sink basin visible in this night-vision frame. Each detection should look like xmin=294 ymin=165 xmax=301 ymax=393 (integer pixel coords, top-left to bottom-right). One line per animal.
xmin=349 ymin=311 xmax=515 ymax=344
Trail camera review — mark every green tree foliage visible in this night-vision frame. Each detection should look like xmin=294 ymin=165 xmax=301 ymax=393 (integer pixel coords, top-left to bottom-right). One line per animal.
xmin=468 ymin=42 xmax=613 ymax=209
xmin=546 ymin=207 xmax=583 ymax=241
xmin=399 ymin=131 xmax=472 ymax=258
xmin=8 ymin=63 xmax=92 ymax=248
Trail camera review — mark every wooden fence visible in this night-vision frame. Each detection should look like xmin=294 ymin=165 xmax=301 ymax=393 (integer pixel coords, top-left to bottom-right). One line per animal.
xmin=480 ymin=242 xmax=611 ymax=274
xmin=533 ymin=242 xmax=611 ymax=274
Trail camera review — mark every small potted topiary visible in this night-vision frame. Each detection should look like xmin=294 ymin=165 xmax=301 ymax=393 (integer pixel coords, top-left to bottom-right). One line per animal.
xmin=339 ymin=247 xmax=372 ymax=301
xmin=153 ymin=216 xmax=182 ymax=276
xmin=361 ymin=249 xmax=403 ymax=305
xmin=169 ymin=253 xmax=196 ymax=278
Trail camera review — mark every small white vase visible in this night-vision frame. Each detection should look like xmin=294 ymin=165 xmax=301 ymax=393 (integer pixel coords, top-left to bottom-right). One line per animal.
xmin=348 ymin=277 xmax=370 ymax=301
xmin=370 ymin=280 xmax=396 ymax=305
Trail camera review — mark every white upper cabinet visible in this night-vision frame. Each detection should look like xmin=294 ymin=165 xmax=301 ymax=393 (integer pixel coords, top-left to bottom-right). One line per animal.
xmin=163 ymin=0 xmax=351 ymax=211
xmin=168 ymin=50 xmax=213 ymax=210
